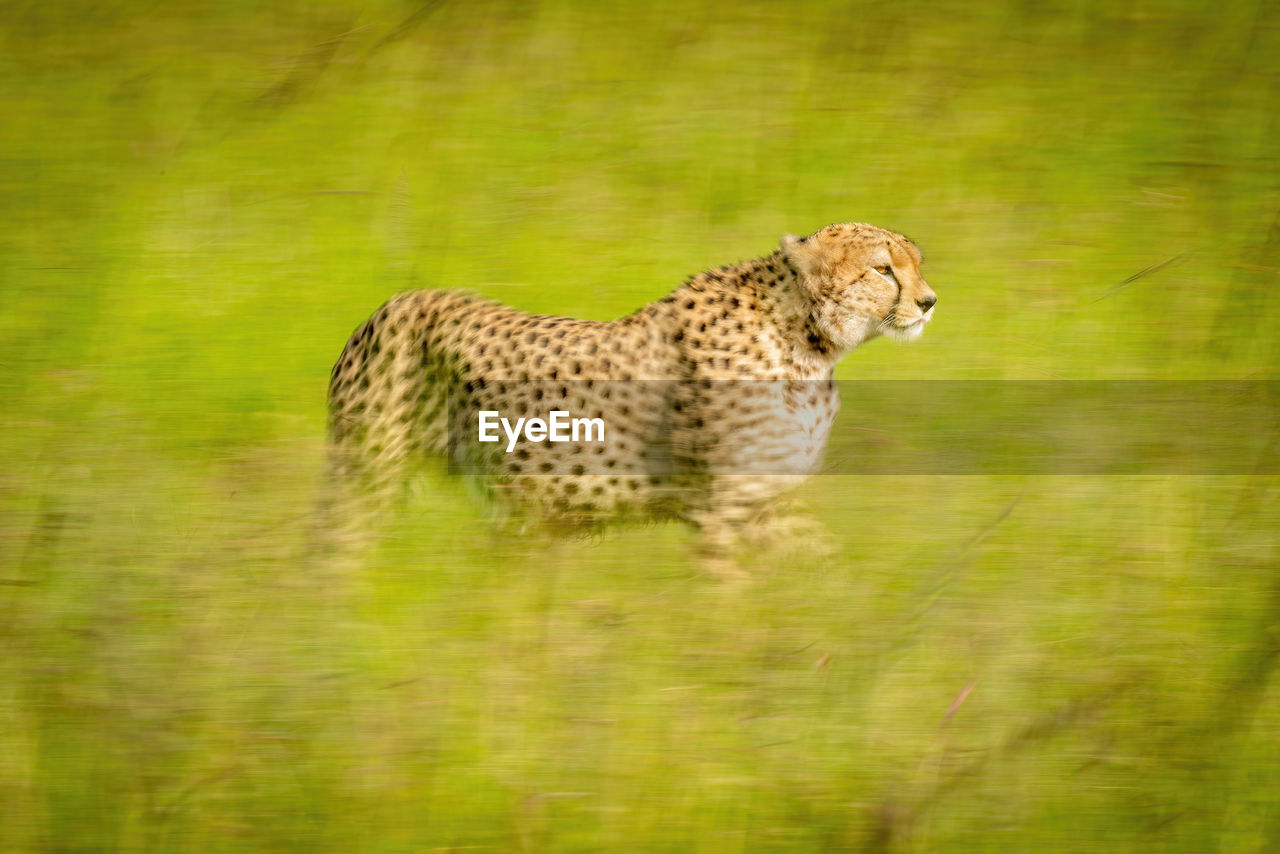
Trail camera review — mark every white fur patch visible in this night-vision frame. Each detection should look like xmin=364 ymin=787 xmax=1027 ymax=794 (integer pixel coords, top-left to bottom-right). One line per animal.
xmin=886 ymin=319 xmax=926 ymax=342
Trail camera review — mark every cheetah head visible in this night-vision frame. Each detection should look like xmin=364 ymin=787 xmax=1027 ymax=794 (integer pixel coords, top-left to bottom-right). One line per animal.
xmin=781 ymin=223 xmax=937 ymax=351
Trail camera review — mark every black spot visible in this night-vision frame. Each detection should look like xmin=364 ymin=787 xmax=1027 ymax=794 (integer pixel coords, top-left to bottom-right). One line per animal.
xmin=571 ymin=464 xmax=585 ymax=475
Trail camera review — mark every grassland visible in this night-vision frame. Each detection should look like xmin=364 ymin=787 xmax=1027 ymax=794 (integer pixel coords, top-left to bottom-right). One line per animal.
xmin=1 ymin=0 xmax=1278 ymax=850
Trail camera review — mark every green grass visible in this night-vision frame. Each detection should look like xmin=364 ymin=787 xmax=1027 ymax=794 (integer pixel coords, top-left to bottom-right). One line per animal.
xmin=1 ymin=0 xmax=1278 ymax=850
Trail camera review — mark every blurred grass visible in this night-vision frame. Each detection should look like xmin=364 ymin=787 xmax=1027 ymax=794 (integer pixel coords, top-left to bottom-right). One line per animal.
xmin=1 ymin=0 xmax=1278 ymax=850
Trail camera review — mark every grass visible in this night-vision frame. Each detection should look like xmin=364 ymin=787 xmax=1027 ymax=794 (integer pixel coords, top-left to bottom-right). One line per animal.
xmin=1 ymin=0 xmax=1278 ymax=850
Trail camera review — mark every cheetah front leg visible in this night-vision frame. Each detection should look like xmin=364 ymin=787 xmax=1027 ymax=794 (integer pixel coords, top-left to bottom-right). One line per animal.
xmin=688 ymin=475 xmax=783 ymax=580
xmin=691 ymin=474 xmax=831 ymax=579
xmin=693 ymin=513 xmax=754 ymax=581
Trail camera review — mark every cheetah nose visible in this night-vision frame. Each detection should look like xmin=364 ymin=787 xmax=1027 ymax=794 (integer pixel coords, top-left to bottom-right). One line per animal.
xmin=917 ymin=295 xmax=937 ymax=312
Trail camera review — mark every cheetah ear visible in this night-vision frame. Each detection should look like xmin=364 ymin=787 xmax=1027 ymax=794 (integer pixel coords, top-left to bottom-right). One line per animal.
xmin=781 ymin=233 xmax=831 ymax=279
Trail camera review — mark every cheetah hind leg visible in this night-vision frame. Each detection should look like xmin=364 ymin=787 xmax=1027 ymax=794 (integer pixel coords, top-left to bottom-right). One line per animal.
xmin=304 ymin=445 xmax=405 ymax=577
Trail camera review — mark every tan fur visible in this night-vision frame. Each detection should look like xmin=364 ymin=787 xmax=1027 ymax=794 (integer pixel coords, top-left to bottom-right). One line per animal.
xmin=324 ymin=222 xmax=936 ymax=575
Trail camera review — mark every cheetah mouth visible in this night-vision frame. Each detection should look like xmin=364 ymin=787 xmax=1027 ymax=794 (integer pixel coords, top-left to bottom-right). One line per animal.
xmin=882 ymin=311 xmax=929 ymax=342
xmin=883 ymin=310 xmax=928 ymax=332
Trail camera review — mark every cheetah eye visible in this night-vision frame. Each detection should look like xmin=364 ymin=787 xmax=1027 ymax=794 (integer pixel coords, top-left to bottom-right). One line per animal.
xmin=873 ymin=265 xmax=894 ymax=277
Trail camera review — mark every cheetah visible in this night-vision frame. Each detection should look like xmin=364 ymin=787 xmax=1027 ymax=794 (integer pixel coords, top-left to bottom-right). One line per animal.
xmin=325 ymin=223 xmax=937 ymax=574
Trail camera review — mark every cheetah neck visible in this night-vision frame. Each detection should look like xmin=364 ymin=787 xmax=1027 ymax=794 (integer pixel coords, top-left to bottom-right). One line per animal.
xmin=744 ymin=251 xmax=845 ymax=370
xmin=633 ymin=252 xmax=849 ymax=377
